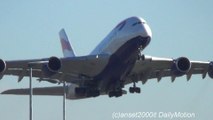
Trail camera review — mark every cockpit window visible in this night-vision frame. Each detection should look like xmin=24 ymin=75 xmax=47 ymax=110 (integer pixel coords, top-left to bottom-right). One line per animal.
xmin=132 ymin=21 xmax=145 ymax=26
xmin=115 ymin=20 xmax=126 ymax=31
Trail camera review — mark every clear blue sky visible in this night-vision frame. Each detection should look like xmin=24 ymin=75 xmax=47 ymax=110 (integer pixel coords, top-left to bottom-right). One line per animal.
xmin=0 ymin=0 xmax=213 ymax=120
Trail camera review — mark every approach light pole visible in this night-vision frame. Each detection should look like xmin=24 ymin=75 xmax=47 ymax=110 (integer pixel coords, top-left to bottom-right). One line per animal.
xmin=28 ymin=63 xmax=66 ymax=120
xmin=29 ymin=66 xmax=33 ymax=120
xmin=63 ymin=81 xmax=66 ymax=120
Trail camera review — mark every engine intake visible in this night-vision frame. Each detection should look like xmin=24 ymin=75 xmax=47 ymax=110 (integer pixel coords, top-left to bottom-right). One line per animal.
xmin=208 ymin=61 xmax=213 ymax=79
xmin=172 ymin=57 xmax=191 ymax=76
xmin=47 ymin=56 xmax=61 ymax=72
xmin=0 ymin=59 xmax=6 ymax=73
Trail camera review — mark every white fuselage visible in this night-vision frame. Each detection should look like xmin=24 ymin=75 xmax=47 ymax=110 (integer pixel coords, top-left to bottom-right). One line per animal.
xmin=90 ymin=17 xmax=152 ymax=55
xmin=67 ymin=17 xmax=153 ymax=99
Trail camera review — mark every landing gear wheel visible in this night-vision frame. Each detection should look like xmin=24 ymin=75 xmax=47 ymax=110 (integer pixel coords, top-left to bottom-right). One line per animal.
xmin=129 ymin=87 xmax=141 ymax=93
xmin=89 ymin=90 xmax=100 ymax=97
xmin=109 ymin=92 xmax=114 ymax=98
xmin=129 ymin=87 xmax=135 ymax=93
xmin=108 ymin=90 xmax=123 ymax=98
xmin=115 ymin=90 xmax=122 ymax=97
xmin=135 ymin=87 xmax=141 ymax=93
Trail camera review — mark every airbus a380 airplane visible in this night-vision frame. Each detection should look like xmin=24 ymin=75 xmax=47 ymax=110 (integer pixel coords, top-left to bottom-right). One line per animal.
xmin=0 ymin=16 xmax=213 ymax=99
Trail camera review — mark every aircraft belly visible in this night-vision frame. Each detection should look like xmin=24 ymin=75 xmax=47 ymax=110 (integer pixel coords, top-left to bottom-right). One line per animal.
xmin=96 ymin=36 xmax=150 ymax=91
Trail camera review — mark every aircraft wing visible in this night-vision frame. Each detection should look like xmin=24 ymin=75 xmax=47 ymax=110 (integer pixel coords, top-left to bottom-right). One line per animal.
xmin=0 ymin=54 xmax=109 ymax=84
xmin=1 ymin=86 xmax=65 ymax=96
xmin=128 ymin=55 xmax=212 ymax=84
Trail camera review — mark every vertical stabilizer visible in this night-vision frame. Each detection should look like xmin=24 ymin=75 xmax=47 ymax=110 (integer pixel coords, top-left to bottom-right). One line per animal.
xmin=59 ymin=29 xmax=76 ymax=57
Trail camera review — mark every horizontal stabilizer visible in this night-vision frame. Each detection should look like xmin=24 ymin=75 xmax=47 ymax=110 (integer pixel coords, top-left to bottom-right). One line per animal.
xmin=1 ymin=86 xmax=66 ymax=96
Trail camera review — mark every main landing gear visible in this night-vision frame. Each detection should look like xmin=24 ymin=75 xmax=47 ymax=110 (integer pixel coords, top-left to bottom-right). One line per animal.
xmin=129 ymin=81 xmax=141 ymax=93
xmin=108 ymin=90 xmax=123 ymax=98
xmin=75 ymin=87 xmax=100 ymax=97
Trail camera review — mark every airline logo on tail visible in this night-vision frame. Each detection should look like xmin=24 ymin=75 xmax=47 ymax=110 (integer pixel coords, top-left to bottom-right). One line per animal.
xmin=59 ymin=29 xmax=76 ymax=57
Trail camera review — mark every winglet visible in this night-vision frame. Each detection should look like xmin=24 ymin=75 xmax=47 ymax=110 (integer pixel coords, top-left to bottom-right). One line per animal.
xmin=59 ymin=29 xmax=76 ymax=57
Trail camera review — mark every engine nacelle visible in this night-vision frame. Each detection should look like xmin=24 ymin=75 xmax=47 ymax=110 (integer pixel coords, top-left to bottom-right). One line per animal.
xmin=66 ymin=84 xmax=101 ymax=99
xmin=47 ymin=56 xmax=61 ymax=72
xmin=42 ymin=57 xmax=61 ymax=77
xmin=0 ymin=59 xmax=6 ymax=73
xmin=208 ymin=61 xmax=213 ymax=79
xmin=172 ymin=57 xmax=191 ymax=76
xmin=66 ymin=84 xmax=87 ymax=99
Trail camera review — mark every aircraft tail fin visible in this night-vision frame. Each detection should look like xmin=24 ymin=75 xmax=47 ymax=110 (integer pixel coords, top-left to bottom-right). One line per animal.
xmin=59 ymin=29 xmax=76 ymax=57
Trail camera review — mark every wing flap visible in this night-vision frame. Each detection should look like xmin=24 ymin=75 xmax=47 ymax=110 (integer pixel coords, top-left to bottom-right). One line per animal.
xmin=3 ymin=68 xmax=85 ymax=84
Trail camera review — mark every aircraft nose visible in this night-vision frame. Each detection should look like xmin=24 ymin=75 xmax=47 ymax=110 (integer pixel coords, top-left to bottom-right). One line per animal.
xmin=136 ymin=17 xmax=152 ymax=39
xmin=143 ymin=23 xmax=152 ymax=39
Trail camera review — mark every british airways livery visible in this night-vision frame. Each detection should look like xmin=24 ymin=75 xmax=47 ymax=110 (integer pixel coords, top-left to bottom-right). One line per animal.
xmin=0 ymin=16 xmax=213 ymax=99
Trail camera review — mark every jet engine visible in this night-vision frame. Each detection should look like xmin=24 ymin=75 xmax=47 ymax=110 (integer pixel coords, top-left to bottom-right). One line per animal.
xmin=172 ymin=57 xmax=191 ymax=76
xmin=66 ymin=84 xmax=86 ymax=99
xmin=208 ymin=61 xmax=213 ymax=79
xmin=42 ymin=57 xmax=61 ymax=77
xmin=0 ymin=59 xmax=6 ymax=73
xmin=47 ymin=56 xmax=61 ymax=72
xmin=66 ymin=84 xmax=101 ymax=99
